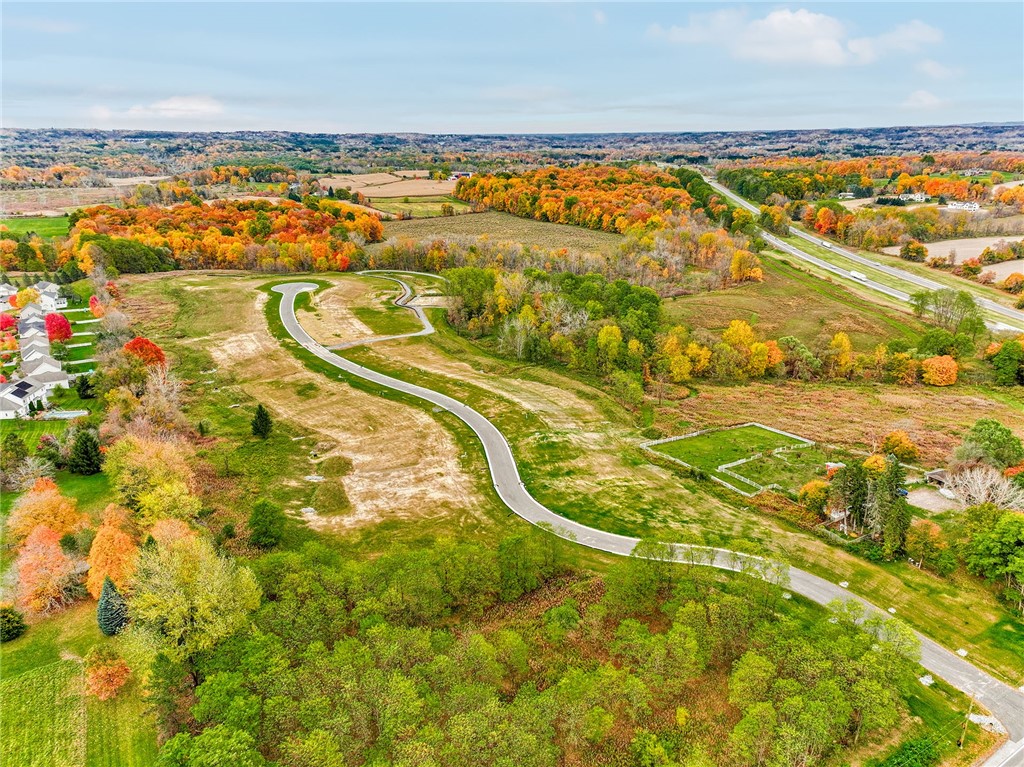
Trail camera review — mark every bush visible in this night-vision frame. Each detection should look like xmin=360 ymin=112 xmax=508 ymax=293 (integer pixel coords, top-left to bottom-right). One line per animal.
xmin=0 ymin=605 xmax=27 ymax=642
xmin=880 ymin=431 xmax=918 ymax=463
xmin=84 ymin=646 xmax=131 ymax=700
xmin=921 ymin=355 xmax=957 ymax=386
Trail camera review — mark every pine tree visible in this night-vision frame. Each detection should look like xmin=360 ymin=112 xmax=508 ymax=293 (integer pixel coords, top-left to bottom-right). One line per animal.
xmin=75 ymin=374 xmax=95 ymax=399
xmin=879 ymin=457 xmax=911 ymax=559
xmin=248 ymin=498 xmax=286 ymax=548
xmin=251 ymin=404 xmax=272 ymax=439
xmin=97 ymin=577 xmax=129 ymax=636
xmin=68 ymin=430 xmax=102 ymax=475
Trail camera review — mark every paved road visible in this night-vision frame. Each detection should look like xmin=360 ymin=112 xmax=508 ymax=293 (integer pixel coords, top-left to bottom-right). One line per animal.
xmin=704 ymin=177 xmax=1024 ymax=333
xmin=272 ymin=279 xmax=1024 ymax=760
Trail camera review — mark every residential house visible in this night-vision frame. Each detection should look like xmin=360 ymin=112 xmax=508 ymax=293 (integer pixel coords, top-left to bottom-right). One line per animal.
xmin=946 ymin=201 xmax=981 ymax=212
xmin=19 ymin=338 xmax=52 ymax=363
xmin=898 ymin=192 xmax=928 ymax=203
xmin=0 ymin=284 xmax=16 ymax=306
xmin=18 ymin=319 xmax=47 ymax=342
xmin=0 ymin=379 xmax=48 ymax=419
xmin=19 ymin=303 xmax=43 ymax=321
xmin=18 ymin=355 xmax=70 ymax=392
xmin=35 ymin=281 xmax=67 ymax=311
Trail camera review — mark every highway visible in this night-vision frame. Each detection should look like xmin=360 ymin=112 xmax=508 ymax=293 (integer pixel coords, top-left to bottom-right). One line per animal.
xmin=272 ymin=278 xmax=1024 ymax=762
xmin=704 ymin=177 xmax=1024 ymax=333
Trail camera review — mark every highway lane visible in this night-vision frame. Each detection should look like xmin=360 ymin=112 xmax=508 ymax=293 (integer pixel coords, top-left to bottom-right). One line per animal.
xmin=704 ymin=177 xmax=1024 ymax=332
xmin=272 ymin=279 xmax=1024 ymax=760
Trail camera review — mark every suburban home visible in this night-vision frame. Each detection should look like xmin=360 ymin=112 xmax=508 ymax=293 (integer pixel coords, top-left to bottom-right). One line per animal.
xmin=0 ymin=379 xmax=48 ymax=419
xmin=898 ymin=192 xmax=928 ymax=203
xmin=0 ymin=284 xmax=16 ymax=305
xmin=946 ymin=201 xmax=981 ymax=212
xmin=19 ymin=338 xmax=52 ymax=363
xmin=18 ymin=320 xmax=47 ymax=342
xmin=35 ymin=281 xmax=68 ymax=311
xmin=18 ymin=355 xmax=70 ymax=391
xmin=19 ymin=303 xmax=44 ymax=321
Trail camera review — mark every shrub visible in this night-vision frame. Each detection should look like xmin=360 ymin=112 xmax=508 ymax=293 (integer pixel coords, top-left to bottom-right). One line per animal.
xmin=921 ymin=355 xmax=958 ymax=386
xmin=899 ymin=240 xmax=927 ymax=262
xmin=880 ymin=431 xmax=918 ymax=463
xmin=84 ymin=646 xmax=131 ymax=700
xmin=0 ymin=605 xmax=27 ymax=642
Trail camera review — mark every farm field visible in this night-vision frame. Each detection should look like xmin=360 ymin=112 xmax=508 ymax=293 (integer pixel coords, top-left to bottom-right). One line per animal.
xmin=317 ymin=171 xmax=455 ymax=197
xmin=0 ymin=187 xmax=120 ymax=215
xmin=375 ymin=210 xmax=624 ymax=254
xmin=665 ymin=253 xmax=927 ymax=350
xmin=366 ymin=195 xmax=471 ymax=218
xmin=0 ymin=215 xmax=71 ymax=237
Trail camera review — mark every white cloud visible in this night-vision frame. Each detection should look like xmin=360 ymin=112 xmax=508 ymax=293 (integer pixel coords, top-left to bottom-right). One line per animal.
xmin=4 ymin=16 xmax=79 ymax=34
xmin=90 ymin=96 xmax=225 ymax=124
xmin=902 ymin=89 xmax=945 ymax=109
xmin=916 ymin=59 xmax=958 ymax=79
xmin=593 ymin=9 xmax=607 ymax=26
xmin=651 ymin=8 xmax=943 ymax=67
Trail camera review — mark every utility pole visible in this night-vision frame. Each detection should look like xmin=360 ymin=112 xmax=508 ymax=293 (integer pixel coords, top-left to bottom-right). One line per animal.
xmin=958 ymin=695 xmax=974 ymax=748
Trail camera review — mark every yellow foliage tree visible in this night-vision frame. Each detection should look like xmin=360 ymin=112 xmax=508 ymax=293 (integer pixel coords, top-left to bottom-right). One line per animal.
xmin=7 ymin=478 xmax=84 ymax=545
xmin=86 ymin=506 xmax=139 ymax=599
xmin=722 ymin=320 xmax=756 ymax=355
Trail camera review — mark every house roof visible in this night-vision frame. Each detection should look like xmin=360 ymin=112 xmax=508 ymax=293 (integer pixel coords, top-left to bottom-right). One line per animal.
xmin=0 ymin=378 xmax=44 ymax=402
xmin=0 ymin=285 xmax=16 ymax=297
xmin=21 ymin=356 xmax=62 ymax=374
xmin=23 ymin=369 xmax=69 ymax=385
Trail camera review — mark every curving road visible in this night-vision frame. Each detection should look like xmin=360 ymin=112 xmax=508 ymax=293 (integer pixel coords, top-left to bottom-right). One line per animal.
xmin=272 ymin=277 xmax=1024 ymax=762
xmin=704 ymin=177 xmax=1024 ymax=333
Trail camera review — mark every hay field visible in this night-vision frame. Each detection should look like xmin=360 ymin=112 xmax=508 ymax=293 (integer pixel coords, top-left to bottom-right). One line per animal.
xmin=318 ymin=172 xmax=455 ymax=197
xmin=0 ymin=187 xmax=121 ymax=215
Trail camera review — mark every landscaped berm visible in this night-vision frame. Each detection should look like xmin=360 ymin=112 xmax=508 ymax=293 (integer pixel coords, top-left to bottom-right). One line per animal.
xmin=644 ymin=423 xmax=820 ymax=495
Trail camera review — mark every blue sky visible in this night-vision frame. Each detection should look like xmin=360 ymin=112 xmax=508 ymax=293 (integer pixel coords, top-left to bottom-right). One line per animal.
xmin=3 ymin=2 xmax=1022 ymax=133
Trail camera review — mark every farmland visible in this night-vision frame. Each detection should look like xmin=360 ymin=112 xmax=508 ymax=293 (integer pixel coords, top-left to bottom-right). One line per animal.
xmin=317 ymin=171 xmax=456 ymax=197
xmin=375 ymin=210 xmax=625 ymax=254
xmin=366 ymin=195 xmax=471 ymax=218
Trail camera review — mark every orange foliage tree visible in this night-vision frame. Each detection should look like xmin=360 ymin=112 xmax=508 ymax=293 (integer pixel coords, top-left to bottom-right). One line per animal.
xmin=6 ymin=477 xmax=84 ymax=545
xmin=921 ymin=355 xmax=958 ymax=386
xmin=84 ymin=646 xmax=131 ymax=700
xmin=86 ymin=506 xmax=139 ymax=599
xmin=123 ymin=337 xmax=166 ymax=368
xmin=89 ymin=295 xmax=105 ymax=318
xmin=15 ymin=525 xmax=80 ymax=615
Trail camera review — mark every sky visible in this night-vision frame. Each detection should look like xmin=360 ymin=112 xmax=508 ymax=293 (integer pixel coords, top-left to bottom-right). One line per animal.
xmin=2 ymin=2 xmax=1022 ymax=134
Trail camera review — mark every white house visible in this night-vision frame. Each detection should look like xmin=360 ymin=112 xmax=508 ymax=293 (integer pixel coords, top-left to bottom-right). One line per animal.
xmin=0 ymin=284 xmax=16 ymax=306
xmin=19 ymin=303 xmax=43 ymax=321
xmin=19 ymin=338 xmax=51 ymax=363
xmin=18 ymin=320 xmax=47 ymax=342
xmin=0 ymin=379 xmax=48 ymax=419
xmin=19 ymin=356 xmax=70 ymax=391
xmin=898 ymin=192 xmax=928 ymax=203
xmin=35 ymin=282 xmax=67 ymax=311
xmin=946 ymin=201 xmax=981 ymax=212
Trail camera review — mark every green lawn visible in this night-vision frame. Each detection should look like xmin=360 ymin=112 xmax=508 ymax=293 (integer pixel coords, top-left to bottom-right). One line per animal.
xmin=351 ymin=304 xmax=423 ymax=336
xmin=368 ymin=195 xmax=471 ymax=218
xmin=649 ymin=425 xmax=809 ymax=490
xmin=0 ymin=216 xmax=71 ymax=238
xmin=0 ymin=605 xmax=159 ymax=767
xmin=731 ymin=446 xmax=840 ymax=494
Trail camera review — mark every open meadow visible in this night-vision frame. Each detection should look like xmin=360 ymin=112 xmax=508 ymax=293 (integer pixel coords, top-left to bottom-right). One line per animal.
xmin=0 ymin=215 xmax=71 ymax=237
xmin=317 ymin=171 xmax=455 ymax=197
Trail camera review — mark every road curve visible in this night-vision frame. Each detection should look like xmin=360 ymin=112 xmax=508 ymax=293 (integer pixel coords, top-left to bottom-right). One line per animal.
xmin=272 ymin=278 xmax=1024 ymax=759
xmin=704 ymin=177 xmax=1024 ymax=333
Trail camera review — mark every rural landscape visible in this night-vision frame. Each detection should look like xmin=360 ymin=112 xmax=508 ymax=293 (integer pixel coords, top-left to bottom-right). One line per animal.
xmin=2 ymin=3 xmax=1024 ymax=767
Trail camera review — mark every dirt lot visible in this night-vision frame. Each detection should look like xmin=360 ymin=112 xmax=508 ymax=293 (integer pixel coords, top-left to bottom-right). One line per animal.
xmin=296 ymin=279 xmax=380 ymax=345
xmin=883 ymin=235 xmax=1024 ymax=269
xmin=318 ymin=172 xmax=455 ymax=197
xmin=125 ymin=273 xmax=486 ymax=532
xmin=907 ymin=487 xmax=960 ymax=514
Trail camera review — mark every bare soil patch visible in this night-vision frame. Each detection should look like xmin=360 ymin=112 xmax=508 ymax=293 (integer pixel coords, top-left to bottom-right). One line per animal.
xmin=318 ymin=172 xmax=455 ymax=198
xmin=907 ymin=487 xmax=960 ymax=514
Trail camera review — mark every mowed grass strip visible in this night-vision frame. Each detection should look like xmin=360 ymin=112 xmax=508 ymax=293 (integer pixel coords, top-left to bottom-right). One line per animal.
xmin=650 ymin=425 xmax=806 ymax=490
xmin=85 ymin=680 xmax=159 ymax=767
xmin=0 ymin=216 xmax=71 ymax=237
xmin=0 ymin=661 xmax=87 ymax=767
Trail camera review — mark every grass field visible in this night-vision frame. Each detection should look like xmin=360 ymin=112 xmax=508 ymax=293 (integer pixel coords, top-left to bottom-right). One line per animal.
xmin=649 ymin=424 xmax=809 ymax=491
xmin=374 ymin=211 xmax=624 ymax=255
xmin=0 ymin=605 xmax=159 ymax=767
xmin=350 ymin=303 xmax=423 ymax=335
xmin=367 ymin=195 xmax=471 ymax=218
xmin=731 ymin=445 xmax=835 ymax=494
xmin=0 ymin=216 xmax=71 ymax=237
xmin=665 ymin=254 xmax=926 ymax=351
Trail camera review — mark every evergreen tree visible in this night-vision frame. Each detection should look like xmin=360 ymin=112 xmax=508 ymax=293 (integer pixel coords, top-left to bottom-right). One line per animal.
xmin=97 ymin=577 xmax=129 ymax=636
xmin=68 ymin=430 xmax=103 ymax=475
xmin=75 ymin=373 xmax=95 ymax=399
xmin=0 ymin=605 xmax=27 ymax=642
xmin=879 ymin=457 xmax=911 ymax=559
xmin=251 ymin=404 xmax=273 ymax=439
xmin=248 ymin=498 xmax=286 ymax=548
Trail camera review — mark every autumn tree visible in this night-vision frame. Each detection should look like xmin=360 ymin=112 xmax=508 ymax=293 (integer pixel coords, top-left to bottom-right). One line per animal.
xmin=44 ymin=313 xmax=72 ymax=343
xmin=6 ymin=477 xmax=84 ymax=545
xmin=905 ymin=520 xmax=956 ymax=575
xmin=89 ymin=295 xmax=105 ymax=318
xmin=880 ymin=431 xmax=918 ymax=463
xmin=128 ymin=536 xmax=261 ymax=666
xmin=899 ymin=240 xmax=928 ymax=262
xmin=251 ymin=404 xmax=273 ymax=439
xmin=84 ymin=645 xmax=131 ymax=701
xmin=97 ymin=577 xmax=130 ymax=636
xmin=123 ymin=336 xmax=166 ymax=367
xmin=921 ymin=355 xmax=958 ymax=386
xmin=87 ymin=505 xmax=138 ymax=599
xmin=15 ymin=525 xmax=80 ymax=615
